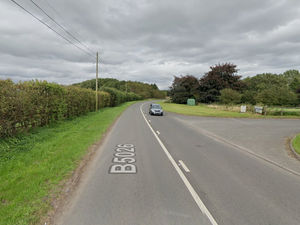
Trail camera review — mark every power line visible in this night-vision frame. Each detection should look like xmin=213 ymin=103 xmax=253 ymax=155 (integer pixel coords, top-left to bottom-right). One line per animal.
xmin=29 ymin=0 xmax=95 ymax=55
xmin=40 ymin=0 xmax=88 ymax=42
xmin=41 ymin=0 xmax=95 ymax=55
xmin=9 ymin=0 xmax=95 ymax=60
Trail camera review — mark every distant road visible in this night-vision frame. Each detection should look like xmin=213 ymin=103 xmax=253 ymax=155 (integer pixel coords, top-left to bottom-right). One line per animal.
xmin=57 ymin=101 xmax=300 ymax=225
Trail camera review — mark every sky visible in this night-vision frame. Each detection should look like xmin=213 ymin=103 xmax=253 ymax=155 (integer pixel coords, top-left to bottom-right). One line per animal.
xmin=1 ymin=0 xmax=300 ymax=89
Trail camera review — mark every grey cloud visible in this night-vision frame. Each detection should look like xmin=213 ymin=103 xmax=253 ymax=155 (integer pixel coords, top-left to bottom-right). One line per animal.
xmin=1 ymin=0 xmax=300 ymax=89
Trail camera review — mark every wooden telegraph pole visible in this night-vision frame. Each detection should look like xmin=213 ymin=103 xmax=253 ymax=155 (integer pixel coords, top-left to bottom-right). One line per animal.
xmin=95 ymin=52 xmax=99 ymax=111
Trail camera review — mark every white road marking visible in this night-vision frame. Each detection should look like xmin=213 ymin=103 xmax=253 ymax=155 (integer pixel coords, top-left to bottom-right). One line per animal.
xmin=156 ymin=130 xmax=160 ymax=135
xmin=174 ymin=117 xmax=300 ymax=177
xmin=140 ymin=103 xmax=218 ymax=225
xmin=148 ymin=119 xmax=151 ymax=122
xmin=179 ymin=160 xmax=190 ymax=172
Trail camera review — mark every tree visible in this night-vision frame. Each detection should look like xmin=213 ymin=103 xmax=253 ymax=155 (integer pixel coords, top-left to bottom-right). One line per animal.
xmin=283 ymin=70 xmax=300 ymax=92
xmin=244 ymin=73 xmax=287 ymax=92
xmin=241 ymin=90 xmax=256 ymax=105
xmin=73 ymin=78 xmax=165 ymax=99
xmin=242 ymin=72 xmax=299 ymax=106
xmin=199 ymin=63 xmax=244 ymax=103
xmin=295 ymin=87 xmax=300 ymax=105
xmin=169 ymin=75 xmax=200 ymax=104
xmin=255 ymin=87 xmax=298 ymax=106
xmin=220 ymin=88 xmax=241 ymax=105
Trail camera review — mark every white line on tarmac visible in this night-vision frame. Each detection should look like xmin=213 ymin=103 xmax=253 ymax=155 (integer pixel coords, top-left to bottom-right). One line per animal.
xmin=140 ymin=103 xmax=218 ymax=225
xmin=148 ymin=119 xmax=151 ymax=122
xmin=179 ymin=160 xmax=190 ymax=172
xmin=173 ymin=116 xmax=300 ymax=177
xmin=156 ymin=130 xmax=160 ymax=135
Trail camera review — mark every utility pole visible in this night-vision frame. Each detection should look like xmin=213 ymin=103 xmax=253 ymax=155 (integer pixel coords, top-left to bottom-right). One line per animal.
xmin=95 ymin=52 xmax=99 ymax=111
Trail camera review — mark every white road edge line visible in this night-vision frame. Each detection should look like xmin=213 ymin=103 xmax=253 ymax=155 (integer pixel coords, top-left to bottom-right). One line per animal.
xmin=156 ymin=130 xmax=160 ymax=135
xmin=140 ymin=103 xmax=218 ymax=225
xmin=179 ymin=160 xmax=190 ymax=172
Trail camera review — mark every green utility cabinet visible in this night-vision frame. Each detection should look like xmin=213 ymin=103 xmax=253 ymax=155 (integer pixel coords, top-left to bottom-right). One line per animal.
xmin=187 ymin=99 xmax=196 ymax=106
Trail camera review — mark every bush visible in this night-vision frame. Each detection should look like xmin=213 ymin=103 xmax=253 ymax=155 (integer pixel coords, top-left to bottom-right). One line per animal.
xmin=1 ymin=80 xmax=107 ymax=137
xmin=100 ymin=87 xmax=141 ymax=106
xmin=98 ymin=91 xmax=111 ymax=108
xmin=255 ymin=87 xmax=298 ymax=106
xmin=0 ymin=79 xmax=142 ymax=138
xmin=219 ymin=88 xmax=241 ymax=105
xmin=241 ymin=90 xmax=256 ymax=105
xmin=65 ymin=86 xmax=95 ymax=118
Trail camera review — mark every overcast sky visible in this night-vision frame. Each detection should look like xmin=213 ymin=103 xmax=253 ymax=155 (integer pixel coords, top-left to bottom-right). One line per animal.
xmin=1 ymin=0 xmax=300 ymax=89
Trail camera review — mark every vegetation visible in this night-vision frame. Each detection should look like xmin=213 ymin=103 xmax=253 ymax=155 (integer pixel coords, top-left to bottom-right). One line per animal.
xmin=73 ymin=78 xmax=166 ymax=99
xmin=243 ymin=72 xmax=299 ymax=106
xmin=159 ymin=102 xmax=300 ymax=119
xmin=160 ymin=102 xmax=258 ymax=118
xmin=0 ymin=102 xmax=136 ymax=225
xmin=199 ymin=63 xmax=245 ymax=103
xmin=168 ymin=63 xmax=300 ymax=107
xmin=292 ymin=134 xmax=300 ymax=154
xmin=169 ymin=75 xmax=200 ymax=104
xmin=0 ymin=79 xmax=141 ymax=138
xmin=219 ymin=88 xmax=241 ymax=105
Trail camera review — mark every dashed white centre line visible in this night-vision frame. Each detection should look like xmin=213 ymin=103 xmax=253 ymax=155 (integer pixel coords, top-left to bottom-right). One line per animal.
xmin=179 ymin=160 xmax=190 ymax=172
xmin=140 ymin=103 xmax=218 ymax=225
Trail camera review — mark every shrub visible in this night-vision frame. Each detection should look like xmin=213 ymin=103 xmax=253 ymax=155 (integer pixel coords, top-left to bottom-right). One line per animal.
xmin=98 ymin=91 xmax=111 ymax=108
xmin=219 ymin=88 xmax=241 ymax=105
xmin=0 ymin=79 xmax=142 ymax=138
xmin=255 ymin=87 xmax=298 ymax=106
xmin=100 ymin=87 xmax=141 ymax=106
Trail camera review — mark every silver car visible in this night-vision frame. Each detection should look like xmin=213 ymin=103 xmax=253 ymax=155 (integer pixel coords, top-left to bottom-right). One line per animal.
xmin=149 ymin=104 xmax=163 ymax=116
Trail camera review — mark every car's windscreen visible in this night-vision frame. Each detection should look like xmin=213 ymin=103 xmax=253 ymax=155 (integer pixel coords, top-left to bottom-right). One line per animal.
xmin=151 ymin=105 xmax=161 ymax=109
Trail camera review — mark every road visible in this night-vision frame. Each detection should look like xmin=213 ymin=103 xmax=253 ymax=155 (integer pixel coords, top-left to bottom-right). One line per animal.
xmin=56 ymin=101 xmax=300 ymax=225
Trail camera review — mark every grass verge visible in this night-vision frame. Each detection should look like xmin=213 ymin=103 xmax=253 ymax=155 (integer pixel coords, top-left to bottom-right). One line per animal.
xmin=292 ymin=134 xmax=300 ymax=154
xmin=0 ymin=101 xmax=136 ymax=225
xmin=159 ymin=102 xmax=300 ymax=119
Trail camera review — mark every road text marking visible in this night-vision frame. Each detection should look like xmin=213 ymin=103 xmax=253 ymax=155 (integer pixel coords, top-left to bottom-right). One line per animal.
xmin=109 ymin=144 xmax=137 ymax=174
xmin=179 ymin=160 xmax=190 ymax=172
xmin=140 ymin=103 xmax=218 ymax=225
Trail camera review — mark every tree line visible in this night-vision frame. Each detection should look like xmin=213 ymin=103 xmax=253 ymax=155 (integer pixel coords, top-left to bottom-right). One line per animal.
xmin=0 ymin=76 xmax=167 ymax=137
xmin=73 ymin=78 xmax=166 ymax=99
xmin=169 ymin=63 xmax=300 ymax=106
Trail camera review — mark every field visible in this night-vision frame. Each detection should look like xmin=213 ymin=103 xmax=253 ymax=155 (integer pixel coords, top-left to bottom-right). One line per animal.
xmin=159 ymin=102 xmax=300 ymax=119
xmin=0 ymin=102 xmax=136 ymax=225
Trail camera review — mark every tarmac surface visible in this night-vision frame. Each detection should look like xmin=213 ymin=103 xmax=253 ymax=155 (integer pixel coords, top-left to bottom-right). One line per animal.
xmin=57 ymin=101 xmax=300 ymax=225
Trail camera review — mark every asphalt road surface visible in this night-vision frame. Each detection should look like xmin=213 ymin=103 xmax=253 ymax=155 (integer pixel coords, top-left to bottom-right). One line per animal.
xmin=57 ymin=102 xmax=300 ymax=225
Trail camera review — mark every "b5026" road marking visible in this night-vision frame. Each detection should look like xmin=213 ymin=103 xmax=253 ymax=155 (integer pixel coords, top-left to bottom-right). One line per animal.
xmin=109 ymin=144 xmax=137 ymax=174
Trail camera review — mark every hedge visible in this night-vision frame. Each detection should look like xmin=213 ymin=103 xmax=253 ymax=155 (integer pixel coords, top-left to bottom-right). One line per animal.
xmin=100 ymin=87 xmax=142 ymax=106
xmin=0 ymin=80 xmax=141 ymax=137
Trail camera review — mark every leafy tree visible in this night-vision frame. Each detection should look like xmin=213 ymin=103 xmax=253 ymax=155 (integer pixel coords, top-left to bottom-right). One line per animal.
xmin=241 ymin=90 xmax=256 ymax=105
xmin=255 ymin=86 xmax=298 ymax=106
xmin=199 ymin=63 xmax=244 ymax=103
xmin=169 ymin=75 xmax=200 ymax=104
xmin=283 ymin=70 xmax=300 ymax=92
xmin=73 ymin=78 xmax=165 ymax=99
xmin=219 ymin=88 xmax=241 ymax=105
xmin=242 ymin=72 xmax=300 ymax=106
xmin=243 ymin=73 xmax=287 ymax=92
xmin=296 ymin=87 xmax=300 ymax=104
